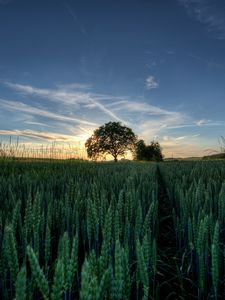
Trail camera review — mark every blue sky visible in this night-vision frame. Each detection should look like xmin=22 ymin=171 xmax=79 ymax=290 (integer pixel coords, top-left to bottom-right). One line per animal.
xmin=0 ymin=0 xmax=225 ymax=158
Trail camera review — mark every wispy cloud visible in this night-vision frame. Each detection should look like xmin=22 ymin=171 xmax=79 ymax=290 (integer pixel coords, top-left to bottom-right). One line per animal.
xmin=163 ymin=134 xmax=200 ymax=141
xmin=166 ymin=50 xmax=175 ymax=55
xmin=163 ymin=119 xmax=225 ymax=130
xmin=178 ymin=0 xmax=225 ymax=39
xmin=195 ymin=119 xmax=225 ymax=127
xmin=105 ymin=99 xmax=186 ymax=138
xmin=107 ymin=100 xmax=181 ymax=118
xmin=0 ymin=98 xmax=98 ymax=126
xmin=137 ymin=113 xmax=187 ymax=140
xmin=64 ymin=3 xmax=87 ymax=35
xmin=189 ymin=54 xmax=225 ymax=71
xmin=196 ymin=119 xmax=209 ymax=126
xmin=162 ymin=142 xmax=207 ymax=158
xmin=24 ymin=121 xmax=53 ymax=127
xmin=146 ymin=76 xmax=159 ymax=90
xmin=159 ymin=133 xmax=208 ymax=157
xmin=57 ymin=82 xmax=92 ymax=90
xmin=4 ymin=82 xmax=126 ymax=123
xmin=0 ymin=129 xmax=80 ymax=141
xmin=2 ymin=80 xmax=222 ymax=158
xmin=1 ymin=81 xmax=192 ymax=153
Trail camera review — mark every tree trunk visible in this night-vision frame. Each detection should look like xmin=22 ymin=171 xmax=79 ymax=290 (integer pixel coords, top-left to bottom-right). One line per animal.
xmin=114 ymin=155 xmax=118 ymax=162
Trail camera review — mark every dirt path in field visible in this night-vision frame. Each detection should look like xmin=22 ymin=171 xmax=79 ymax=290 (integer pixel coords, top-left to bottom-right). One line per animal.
xmin=157 ymin=167 xmax=186 ymax=300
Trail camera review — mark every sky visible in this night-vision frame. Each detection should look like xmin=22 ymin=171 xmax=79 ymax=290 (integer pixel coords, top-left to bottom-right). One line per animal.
xmin=0 ymin=0 xmax=225 ymax=158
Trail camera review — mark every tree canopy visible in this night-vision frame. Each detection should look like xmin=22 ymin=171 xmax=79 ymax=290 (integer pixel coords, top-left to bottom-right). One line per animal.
xmin=135 ymin=140 xmax=163 ymax=161
xmin=85 ymin=122 xmax=137 ymax=162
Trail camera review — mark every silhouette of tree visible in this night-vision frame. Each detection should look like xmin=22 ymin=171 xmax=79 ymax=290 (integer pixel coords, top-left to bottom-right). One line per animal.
xmin=85 ymin=122 xmax=137 ymax=162
xmin=135 ymin=140 xmax=163 ymax=161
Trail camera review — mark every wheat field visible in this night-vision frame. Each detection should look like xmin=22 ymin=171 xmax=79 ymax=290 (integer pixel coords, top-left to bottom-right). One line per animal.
xmin=0 ymin=159 xmax=225 ymax=299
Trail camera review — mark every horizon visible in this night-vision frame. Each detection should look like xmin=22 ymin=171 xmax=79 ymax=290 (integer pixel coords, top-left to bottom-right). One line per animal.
xmin=0 ymin=0 xmax=225 ymax=158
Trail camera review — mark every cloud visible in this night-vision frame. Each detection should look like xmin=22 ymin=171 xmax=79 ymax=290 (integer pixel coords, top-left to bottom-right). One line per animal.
xmin=57 ymin=83 xmax=92 ymax=90
xmin=3 ymin=80 xmax=223 ymax=158
xmin=3 ymin=81 xmax=192 ymax=147
xmin=159 ymin=133 xmax=207 ymax=157
xmin=0 ymin=98 xmax=98 ymax=126
xmin=0 ymin=129 xmax=80 ymax=141
xmin=105 ymin=99 xmax=186 ymax=138
xmin=1 ymin=81 xmax=193 ymax=156
xmin=138 ymin=114 xmax=185 ymax=140
xmin=103 ymin=98 xmax=191 ymax=146
xmin=195 ymin=119 xmax=225 ymax=127
xmin=5 ymin=82 xmax=126 ymax=123
xmin=196 ymin=119 xmax=208 ymax=126
xmin=163 ymin=134 xmax=200 ymax=141
xmin=24 ymin=121 xmax=53 ymax=127
xmin=164 ymin=119 xmax=225 ymax=130
xmin=146 ymin=76 xmax=159 ymax=90
xmin=166 ymin=50 xmax=175 ymax=55
xmin=189 ymin=54 xmax=225 ymax=70
xmin=64 ymin=3 xmax=87 ymax=35
xmin=178 ymin=0 xmax=225 ymax=39
xmin=162 ymin=142 xmax=206 ymax=158
xmin=109 ymin=100 xmax=180 ymax=117
xmin=174 ymin=136 xmax=185 ymax=140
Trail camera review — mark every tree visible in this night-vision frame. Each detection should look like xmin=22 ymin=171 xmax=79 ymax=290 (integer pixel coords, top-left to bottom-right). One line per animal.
xmin=135 ymin=140 xmax=146 ymax=161
xmin=85 ymin=122 xmax=137 ymax=162
xmin=135 ymin=140 xmax=163 ymax=162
